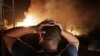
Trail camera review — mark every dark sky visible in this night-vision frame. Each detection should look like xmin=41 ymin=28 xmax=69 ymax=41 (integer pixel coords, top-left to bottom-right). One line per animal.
xmin=4 ymin=0 xmax=100 ymax=36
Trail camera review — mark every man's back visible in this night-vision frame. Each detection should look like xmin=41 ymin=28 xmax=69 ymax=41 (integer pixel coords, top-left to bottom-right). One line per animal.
xmin=11 ymin=33 xmax=77 ymax=56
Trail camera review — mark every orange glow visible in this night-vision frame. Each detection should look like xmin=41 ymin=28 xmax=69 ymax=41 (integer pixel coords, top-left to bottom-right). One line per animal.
xmin=4 ymin=19 xmax=13 ymax=29
xmin=66 ymin=28 xmax=81 ymax=36
xmin=16 ymin=13 xmax=40 ymax=27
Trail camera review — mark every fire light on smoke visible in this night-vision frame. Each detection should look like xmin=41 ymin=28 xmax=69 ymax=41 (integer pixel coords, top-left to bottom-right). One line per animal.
xmin=66 ymin=28 xmax=81 ymax=36
xmin=16 ymin=13 xmax=40 ymax=27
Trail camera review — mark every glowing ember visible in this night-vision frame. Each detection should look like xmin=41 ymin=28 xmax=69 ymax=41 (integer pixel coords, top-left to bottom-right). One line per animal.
xmin=16 ymin=13 xmax=39 ymax=27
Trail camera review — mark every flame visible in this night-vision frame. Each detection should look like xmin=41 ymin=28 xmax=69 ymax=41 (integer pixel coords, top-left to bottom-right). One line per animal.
xmin=3 ymin=19 xmax=13 ymax=29
xmin=66 ymin=28 xmax=81 ymax=36
xmin=16 ymin=13 xmax=40 ymax=27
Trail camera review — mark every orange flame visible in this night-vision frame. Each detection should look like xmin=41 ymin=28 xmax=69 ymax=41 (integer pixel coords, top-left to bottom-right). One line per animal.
xmin=16 ymin=13 xmax=40 ymax=27
xmin=66 ymin=28 xmax=81 ymax=36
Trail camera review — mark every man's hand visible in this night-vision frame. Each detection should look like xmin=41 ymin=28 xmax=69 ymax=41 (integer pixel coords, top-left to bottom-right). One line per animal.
xmin=37 ymin=19 xmax=63 ymax=31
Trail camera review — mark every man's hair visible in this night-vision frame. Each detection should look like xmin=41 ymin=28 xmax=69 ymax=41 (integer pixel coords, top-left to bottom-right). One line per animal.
xmin=37 ymin=19 xmax=61 ymax=42
xmin=41 ymin=25 xmax=61 ymax=42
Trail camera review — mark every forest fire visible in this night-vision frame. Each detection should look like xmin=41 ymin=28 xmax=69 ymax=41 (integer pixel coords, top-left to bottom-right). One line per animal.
xmin=4 ymin=13 xmax=81 ymax=36
xmin=16 ymin=13 xmax=40 ymax=27
xmin=66 ymin=28 xmax=81 ymax=36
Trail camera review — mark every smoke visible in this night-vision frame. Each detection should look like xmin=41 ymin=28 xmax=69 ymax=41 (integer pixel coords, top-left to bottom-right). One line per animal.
xmin=28 ymin=0 xmax=100 ymax=35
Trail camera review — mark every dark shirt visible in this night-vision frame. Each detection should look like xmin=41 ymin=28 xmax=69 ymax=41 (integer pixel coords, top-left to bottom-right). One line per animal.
xmin=11 ymin=33 xmax=78 ymax=56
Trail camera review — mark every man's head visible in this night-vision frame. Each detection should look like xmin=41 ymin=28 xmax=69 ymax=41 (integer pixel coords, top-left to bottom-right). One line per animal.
xmin=37 ymin=20 xmax=61 ymax=53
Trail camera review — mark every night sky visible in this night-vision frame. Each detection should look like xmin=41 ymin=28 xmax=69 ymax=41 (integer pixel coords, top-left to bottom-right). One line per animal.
xmin=4 ymin=0 xmax=100 ymax=36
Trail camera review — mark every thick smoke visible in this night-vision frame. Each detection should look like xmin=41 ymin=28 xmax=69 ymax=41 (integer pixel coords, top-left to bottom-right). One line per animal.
xmin=28 ymin=0 xmax=100 ymax=35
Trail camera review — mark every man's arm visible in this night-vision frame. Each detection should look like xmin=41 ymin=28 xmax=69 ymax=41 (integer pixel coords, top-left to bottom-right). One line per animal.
xmin=4 ymin=27 xmax=36 ymax=38
xmin=3 ymin=26 xmax=36 ymax=53
xmin=61 ymin=30 xmax=79 ymax=50
xmin=52 ymin=20 xmax=79 ymax=50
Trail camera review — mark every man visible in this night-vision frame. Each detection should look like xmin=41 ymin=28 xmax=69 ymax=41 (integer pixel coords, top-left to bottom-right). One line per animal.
xmin=3 ymin=19 xmax=79 ymax=56
xmin=36 ymin=19 xmax=79 ymax=56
